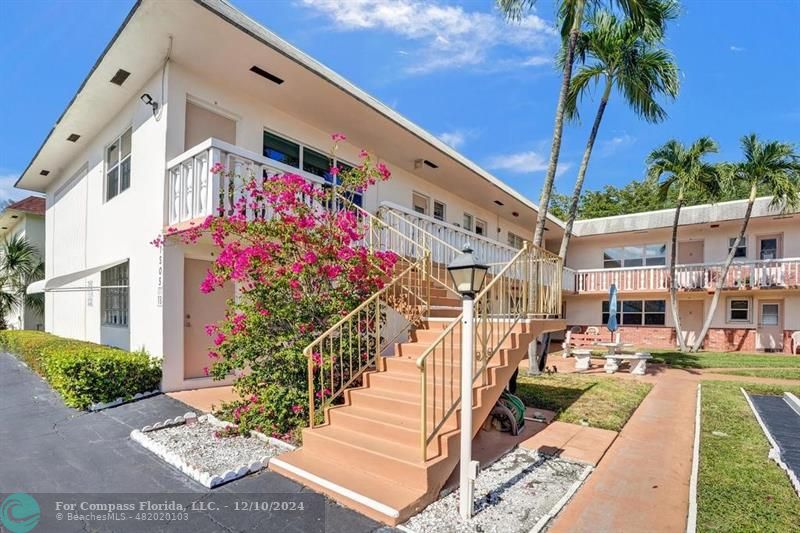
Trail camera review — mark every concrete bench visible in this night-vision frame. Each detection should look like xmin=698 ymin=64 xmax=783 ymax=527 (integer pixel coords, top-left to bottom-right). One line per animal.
xmin=604 ymin=353 xmax=651 ymax=375
xmin=563 ymin=329 xmax=602 ymax=371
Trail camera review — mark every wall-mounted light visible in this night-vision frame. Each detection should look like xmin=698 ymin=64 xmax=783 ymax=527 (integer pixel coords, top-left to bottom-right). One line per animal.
xmin=140 ymin=93 xmax=159 ymax=116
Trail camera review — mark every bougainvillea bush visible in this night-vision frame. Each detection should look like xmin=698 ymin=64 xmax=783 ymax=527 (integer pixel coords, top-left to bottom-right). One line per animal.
xmin=158 ymin=135 xmax=397 ymax=441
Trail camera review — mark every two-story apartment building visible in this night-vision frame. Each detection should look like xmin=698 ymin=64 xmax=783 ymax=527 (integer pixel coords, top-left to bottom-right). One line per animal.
xmin=563 ymin=198 xmax=800 ymax=353
xmin=16 ymin=0 xmax=564 ymax=392
xmin=0 ymin=196 xmax=45 ymax=330
xmin=14 ymin=0 xmax=799 ymax=401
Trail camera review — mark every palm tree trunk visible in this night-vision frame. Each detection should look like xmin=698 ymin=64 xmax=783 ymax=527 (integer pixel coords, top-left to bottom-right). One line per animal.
xmin=691 ymin=183 xmax=758 ymax=352
xmin=532 ymin=0 xmax=585 ymax=248
xmin=670 ymin=189 xmax=687 ymax=351
xmin=558 ymin=77 xmax=612 ymax=260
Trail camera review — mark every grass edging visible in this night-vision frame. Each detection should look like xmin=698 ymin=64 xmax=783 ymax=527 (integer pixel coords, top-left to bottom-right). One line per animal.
xmin=739 ymin=388 xmax=800 ymax=496
xmin=697 ymin=381 xmax=800 ymax=532
xmin=687 ymin=383 xmax=701 ymax=533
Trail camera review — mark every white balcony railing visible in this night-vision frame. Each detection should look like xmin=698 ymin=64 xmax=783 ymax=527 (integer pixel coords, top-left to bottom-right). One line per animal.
xmin=377 ymin=201 xmax=520 ymax=269
xmin=165 ymin=138 xmax=327 ymax=226
xmin=568 ymin=258 xmax=800 ymax=293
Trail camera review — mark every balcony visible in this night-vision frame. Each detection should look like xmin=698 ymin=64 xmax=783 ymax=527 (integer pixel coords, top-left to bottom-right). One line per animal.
xmin=165 ymin=138 xmax=326 ymax=227
xmin=566 ymin=258 xmax=800 ymax=294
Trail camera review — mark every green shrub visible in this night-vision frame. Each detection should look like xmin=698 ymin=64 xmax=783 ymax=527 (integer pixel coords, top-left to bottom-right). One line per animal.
xmin=0 ymin=330 xmax=161 ymax=410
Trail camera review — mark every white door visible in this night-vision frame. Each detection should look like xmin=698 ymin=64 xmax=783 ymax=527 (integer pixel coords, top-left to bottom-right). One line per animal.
xmin=756 ymin=301 xmax=782 ymax=351
xmin=679 ymin=300 xmax=704 ymax=348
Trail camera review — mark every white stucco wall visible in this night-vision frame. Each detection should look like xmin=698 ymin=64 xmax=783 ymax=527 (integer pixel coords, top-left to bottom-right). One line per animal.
xmin=44 ymin=66 xmax=169 ymax=354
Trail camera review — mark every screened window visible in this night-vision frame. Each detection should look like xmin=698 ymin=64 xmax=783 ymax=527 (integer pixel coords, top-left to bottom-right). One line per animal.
xmin=507 ymin=232 xmax=525 ymax=249
xmin=101 ymin=262 xmax=129 ymax=327
xmin=728 ymin=298 xmax=750 ymax=322
xmin=603 ymin=244 xmax=666 ymax=269
xmin=728 ymin=237 xmax=747 ymax=258
xmin=105 ymin=128 xmax=132 ymax=201
xmin=433 ymin=200 xmax=446 ymax=222
xmin=602 ymin=299 xmax=665 ymax=326
xmin=475 ymin=218 xmax=487 ymax=236
xmin=263 ymin=131 xmax=300 ymax=167
xmin=463 ymin=213 xmax=474 ymax=232
xmin=412 ymin=192 xmax=429 ymax=215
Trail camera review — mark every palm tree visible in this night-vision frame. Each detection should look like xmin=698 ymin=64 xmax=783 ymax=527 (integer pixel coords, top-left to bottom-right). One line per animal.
xmin=691 ymin=135 xmax=800 ymax=352
xmin=0 ymin=234 xmax=45 ymax=329
xmin=646 ymin=137 xmax=720 ymax=351
xmin=497 ymin=0 xmax=672 ymax=247
xmin=558 ymin=6 xmax=679 ymax=260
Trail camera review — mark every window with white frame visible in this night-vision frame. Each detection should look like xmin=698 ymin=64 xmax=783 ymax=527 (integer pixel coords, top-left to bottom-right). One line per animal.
xmin=727 ymin=298 xmax=751 ymax=322
xmin=602 ymin=299 xmax=666 ymax=326
xmin=433 ymin=200 xmax=446 ymax=222
xmin=475 ymin=218 xmax=487 ymax=236
xmin=263 ymin=130 xmax=300 ymax=167
xmin=507 ymin=232 xmax=525 ymax=249
xmin=463 ymin=213 xmax=474 ymax=232
xmin=105 ymin=128 xmax=132 ymax=201
xmin=603 ymin=244 xmax=666 ymax=269
xmin=728 ymin=237 xmax=747 ymax=258
xmin=101 ymin=262 xmax=129 ymax=327
xmin=412 ymin=192 xmax=429 ymax=215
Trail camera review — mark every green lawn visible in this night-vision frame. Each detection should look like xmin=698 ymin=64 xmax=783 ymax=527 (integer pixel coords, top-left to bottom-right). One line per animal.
xmin=515 ymin=373 xmax=652 ymax=432
xmin=648 ymin=349 xmax=800 ymax=369
xmin=698 ymin=381 xmax=800 ymax=532
xmin=710 ymin=368 xmax=800 ymax=380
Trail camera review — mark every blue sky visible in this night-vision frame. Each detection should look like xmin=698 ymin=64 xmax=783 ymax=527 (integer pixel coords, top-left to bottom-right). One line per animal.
xmin=1 ymin=0 xmax=798 ymax=204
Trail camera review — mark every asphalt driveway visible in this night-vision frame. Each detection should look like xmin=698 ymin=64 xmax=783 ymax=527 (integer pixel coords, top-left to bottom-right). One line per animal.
xmin=0 ymin=352 xmax=389 ymax=532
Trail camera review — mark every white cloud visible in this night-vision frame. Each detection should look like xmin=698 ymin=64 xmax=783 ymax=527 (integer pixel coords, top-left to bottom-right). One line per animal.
xmin=599 ymin=133 xmax=636 ymax=156
xmin=438 ymin=129 xmax=476 ymax=149
xmin=521 ymin=54 xmax=552 ymax=67
xmin=487 ymin=150 xmax=570 ymax=176
xmin=300 ymin=0 xmax=557 ymax=73
xmin=0 ymin=173 xmax=27 ymax=203
xmin=729 ymin=45 xmax=745 ymax=52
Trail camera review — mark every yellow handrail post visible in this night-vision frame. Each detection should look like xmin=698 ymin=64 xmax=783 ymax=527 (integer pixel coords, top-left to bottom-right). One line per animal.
xmin=307 ymin=347 xmax=315 ymax=428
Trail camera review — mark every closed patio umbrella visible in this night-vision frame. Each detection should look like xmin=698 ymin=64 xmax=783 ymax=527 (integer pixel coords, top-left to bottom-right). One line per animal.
xmin=607 ymin=283 xmax=619 ymax=340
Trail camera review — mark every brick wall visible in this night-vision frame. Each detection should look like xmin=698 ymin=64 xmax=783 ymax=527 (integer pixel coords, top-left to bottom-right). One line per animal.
xmin=568 ymin=325 xmax=795 ymax=353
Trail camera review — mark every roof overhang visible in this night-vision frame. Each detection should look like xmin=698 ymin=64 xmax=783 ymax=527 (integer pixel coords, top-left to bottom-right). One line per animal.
xmin=17 ymin=0 xmax=565 ymax=235
xmin=571 ymin=196 xmax=799 ymax=237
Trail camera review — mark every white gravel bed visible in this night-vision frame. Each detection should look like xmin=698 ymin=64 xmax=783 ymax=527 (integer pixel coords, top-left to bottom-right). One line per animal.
xmin=131 ymin=414 xmax=293 ymax=488
xmin=402 ymin=448 xmax=590 ymax=533
xmin=145 ymin=419 xmax=282 ymax=474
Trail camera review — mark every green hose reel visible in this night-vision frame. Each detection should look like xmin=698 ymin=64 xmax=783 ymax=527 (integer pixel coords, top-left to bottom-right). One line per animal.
xmin=490 ymin=390 xmax=526 ymax=436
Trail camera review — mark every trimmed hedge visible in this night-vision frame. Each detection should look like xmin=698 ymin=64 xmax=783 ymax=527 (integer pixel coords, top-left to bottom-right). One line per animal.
xmin=0 ymin=330 xmax=161 ymax=410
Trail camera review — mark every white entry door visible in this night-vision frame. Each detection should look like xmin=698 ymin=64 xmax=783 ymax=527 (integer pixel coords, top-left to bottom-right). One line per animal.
xmin=756 ymin=301 xmax=783 ymax=351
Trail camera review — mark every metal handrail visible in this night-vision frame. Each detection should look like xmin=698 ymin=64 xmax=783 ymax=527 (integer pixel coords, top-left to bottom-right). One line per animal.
xmin=416 ymin=242 xmax=562 ymax=460
xmin=305 ymin=199 xmax=433 ymax=427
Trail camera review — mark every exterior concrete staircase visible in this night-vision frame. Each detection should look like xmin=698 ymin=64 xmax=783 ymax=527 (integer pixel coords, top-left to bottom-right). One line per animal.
xmin=271 ymin=284 xmax=562 ymax=524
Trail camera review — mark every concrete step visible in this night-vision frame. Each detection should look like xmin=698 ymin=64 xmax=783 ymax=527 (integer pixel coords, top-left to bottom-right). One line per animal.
xmin=270 ymin=450 xmax=428 ymax=526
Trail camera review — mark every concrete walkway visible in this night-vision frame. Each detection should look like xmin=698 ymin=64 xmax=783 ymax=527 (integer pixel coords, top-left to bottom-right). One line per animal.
xmin=549 ymin=367 xmax=698 ymax=533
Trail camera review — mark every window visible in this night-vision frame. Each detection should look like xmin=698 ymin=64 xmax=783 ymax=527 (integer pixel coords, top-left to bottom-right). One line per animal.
xmin=105 ymin=128 xmax=132 ymax=201
xmin=727 ymin=298 xmax=750 ymax=322
xmin=602 ymin=299 xmax=665 ymax=326
xmin=334 ymin=161 xmax=362 ymax=207
xmin=463 ymin=213 xmax=474 ymax=232
xmin=302 ymin=146 xmax=330 ymax=178
xmin=475 ymin=218 xmax=487 ymax=236
xmin=507 ymin=232 xmax=525 ymax=249
xmin=412 ymin=192 xmax=429 ymax=215
xmin=759 ymin=238 xmax=778 ymax=260
xmin=603 ymin=244 xmax=666 ymax=269
xmin=101 ymin=262 xmax=129 ymax=327
xmin=263 ymin=131 xmax=299 ymax=167
xmin=728 ymin=237 xmax=747 ymax=258
xmin=760 ymin=303 xmax=779 ymax=326
xmin=433 ymin=200 xmax=446 ymax=222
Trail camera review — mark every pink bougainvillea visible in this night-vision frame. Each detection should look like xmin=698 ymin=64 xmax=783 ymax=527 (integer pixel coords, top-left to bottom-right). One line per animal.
xmin=154 ymin=135 xmax=395 ymax=440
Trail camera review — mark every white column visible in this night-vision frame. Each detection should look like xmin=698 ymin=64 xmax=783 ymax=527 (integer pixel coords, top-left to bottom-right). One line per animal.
xmin=459 ymin=294 xmax=475 ymax=519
